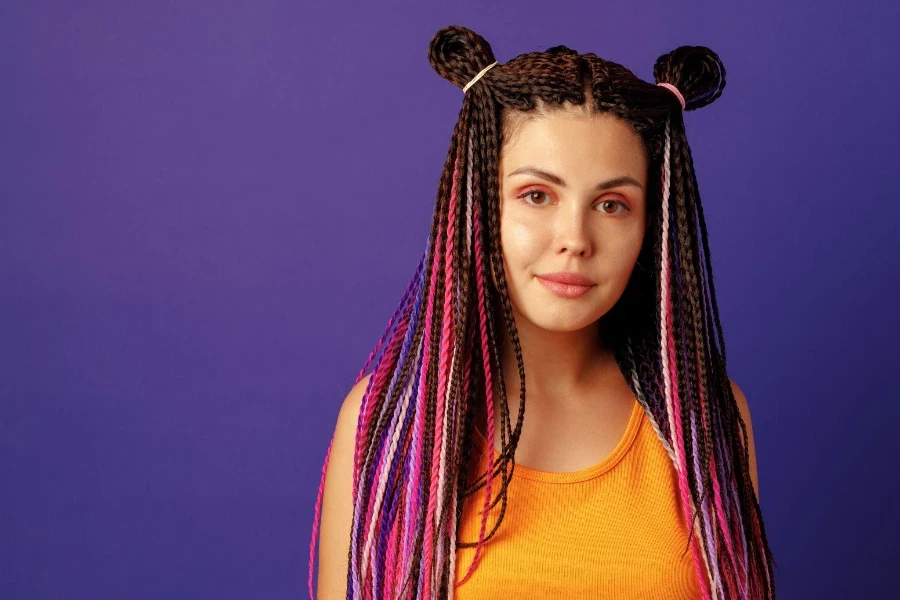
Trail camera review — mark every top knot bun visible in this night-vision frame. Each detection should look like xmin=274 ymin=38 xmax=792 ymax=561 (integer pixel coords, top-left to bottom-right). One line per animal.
xmin=653 ymin=46 xmax=727 ymax=111
xmin=428 ymin=26 xmax=497 ymax=91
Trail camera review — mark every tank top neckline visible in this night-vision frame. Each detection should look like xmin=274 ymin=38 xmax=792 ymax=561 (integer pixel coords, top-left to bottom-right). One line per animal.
xmin=471 ymin=398 xmax=645 ymax=484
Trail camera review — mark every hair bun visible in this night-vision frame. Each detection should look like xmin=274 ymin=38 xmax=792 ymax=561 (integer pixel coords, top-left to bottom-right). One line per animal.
xmin=428 ymin=26 xmax=497 ymax=91
xmin=653 ymin=46 xmax=726 ymax=110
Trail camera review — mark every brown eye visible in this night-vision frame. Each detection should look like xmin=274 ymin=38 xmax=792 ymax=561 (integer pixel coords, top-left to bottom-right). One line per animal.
xmin=517 ymin=190 xmax=551 ymax=207
xmin=597 ymin=199 xmax=628 ymax=215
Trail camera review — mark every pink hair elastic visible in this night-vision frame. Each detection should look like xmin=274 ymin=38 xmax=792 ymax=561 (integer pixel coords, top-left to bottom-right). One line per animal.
xmin=656 ymin=82 xmax=686 ymax=110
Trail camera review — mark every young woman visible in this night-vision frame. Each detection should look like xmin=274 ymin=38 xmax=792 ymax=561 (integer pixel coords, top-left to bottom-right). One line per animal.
xmin=310 ymin=25 xmax=776 ymax=600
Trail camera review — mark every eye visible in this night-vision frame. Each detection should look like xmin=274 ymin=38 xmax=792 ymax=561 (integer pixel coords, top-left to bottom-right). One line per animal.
xmin=516 ymin=189 xmax=552 ymax=207
xmin=596 ymin=199 xmax=630 ymax=215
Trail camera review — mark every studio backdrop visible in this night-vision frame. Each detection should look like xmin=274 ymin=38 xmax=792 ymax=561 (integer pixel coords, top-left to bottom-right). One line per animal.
xmin=1 ymin=1 xmax=897 ymax=599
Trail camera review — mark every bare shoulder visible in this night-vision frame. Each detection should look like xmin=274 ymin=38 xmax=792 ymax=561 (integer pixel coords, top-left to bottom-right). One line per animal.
xmin=729 ymin=378 xmax=759 ymax=501
xmin=316 ymin=372 xmax=372 ymax=600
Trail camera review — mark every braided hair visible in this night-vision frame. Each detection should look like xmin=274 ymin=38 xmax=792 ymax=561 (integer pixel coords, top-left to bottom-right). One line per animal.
xmin=308 ymin=25 xmax=777 ymax=600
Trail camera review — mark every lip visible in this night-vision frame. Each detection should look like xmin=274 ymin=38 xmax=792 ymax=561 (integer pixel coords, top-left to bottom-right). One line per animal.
xmin=536 ymin=272 xmax=596 ymax=286
xmin=536 ymin=272 xmax=596 ymax=299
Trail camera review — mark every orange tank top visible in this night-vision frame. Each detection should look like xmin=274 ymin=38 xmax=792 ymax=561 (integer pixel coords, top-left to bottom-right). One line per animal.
xmin=452 ymin=398 xmax=704 ymax=599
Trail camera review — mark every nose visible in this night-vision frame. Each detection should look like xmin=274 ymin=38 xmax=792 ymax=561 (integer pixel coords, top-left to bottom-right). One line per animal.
xmin=554 ymin=204 xmax=594 ymax=257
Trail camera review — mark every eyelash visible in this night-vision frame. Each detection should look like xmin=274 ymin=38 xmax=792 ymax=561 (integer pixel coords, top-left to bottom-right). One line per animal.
xmin=515 ymin=189 xmax=630 ymax=214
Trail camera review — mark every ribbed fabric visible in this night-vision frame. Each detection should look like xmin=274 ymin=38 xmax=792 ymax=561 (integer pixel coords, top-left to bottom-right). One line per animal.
xmin=453 ymin=399 xmax=704 ymax=599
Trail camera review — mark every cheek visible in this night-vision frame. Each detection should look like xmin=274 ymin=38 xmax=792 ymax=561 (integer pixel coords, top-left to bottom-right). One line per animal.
xmin=608 ymin=229 xmax=646 ymax=275
xmin=500 ymin=213 xmax=549 ymax=265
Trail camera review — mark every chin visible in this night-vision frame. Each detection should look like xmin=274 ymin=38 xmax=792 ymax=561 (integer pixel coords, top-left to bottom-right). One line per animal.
xmin=520 ymin=308 xmax=606 ymax=333
xmin=507 ymin=286 xmax=616 ymax=332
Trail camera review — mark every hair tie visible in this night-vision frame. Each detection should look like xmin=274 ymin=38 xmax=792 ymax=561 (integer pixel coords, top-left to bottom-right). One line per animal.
xmin=463 ymin=61 xmax=498 ymax=93
xmin=656 ymin=82 xmax=686 ymax=110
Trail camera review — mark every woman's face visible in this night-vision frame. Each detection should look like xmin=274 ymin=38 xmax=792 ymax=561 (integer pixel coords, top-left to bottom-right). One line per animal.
xmin=497 ymin=109 xmax=649 ymax=333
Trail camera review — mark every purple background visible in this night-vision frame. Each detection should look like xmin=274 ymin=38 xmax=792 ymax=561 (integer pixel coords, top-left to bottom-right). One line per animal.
xmin=2 ymin=1 xmax=898 ymax=598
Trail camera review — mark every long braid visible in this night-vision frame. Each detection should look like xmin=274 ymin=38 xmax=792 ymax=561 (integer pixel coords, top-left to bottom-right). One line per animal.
xmin=679 ymin=123 xmax=743 ymax=596
xmin=670 ymin=112 xmax=724 ymax=594
xmin=307 ymin=25 xmax=777 ymax=600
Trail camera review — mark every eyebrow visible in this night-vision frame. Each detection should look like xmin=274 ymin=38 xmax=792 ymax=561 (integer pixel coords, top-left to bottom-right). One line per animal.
xmin=507 ymin=166 xmax=644 ymax=191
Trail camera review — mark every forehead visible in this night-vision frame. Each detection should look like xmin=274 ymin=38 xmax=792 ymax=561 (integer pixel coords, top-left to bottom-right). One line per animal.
xmin=500 ymin=110 xmax=648 ymax=184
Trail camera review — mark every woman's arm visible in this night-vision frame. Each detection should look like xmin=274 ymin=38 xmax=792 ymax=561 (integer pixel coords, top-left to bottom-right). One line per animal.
xmin=729 ymin=378 xmax=759 ymax=501
xmin=316 ymin=373 xmax=371 ymax=600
